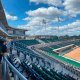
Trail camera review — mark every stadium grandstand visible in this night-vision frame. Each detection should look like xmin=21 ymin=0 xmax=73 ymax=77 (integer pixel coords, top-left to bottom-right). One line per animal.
xmin=0 ymin=0 xmax=80 ymax=80
xmin=0 ymin=0 xmax=27 ymax=39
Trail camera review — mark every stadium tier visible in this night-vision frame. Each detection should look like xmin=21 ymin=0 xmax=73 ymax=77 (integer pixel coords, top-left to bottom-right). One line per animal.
xmin=50 ymin=45 xmax=60 ymax=49
xmin=15 ymin=39 xmax=40 ymax=46
xmin=8 ymin=52 xmax=75 ymax=80
xmin=12 ymin=39 xmax=80 ymax=78
xmin=40 ymin=47 xmax=54 ymax=53
xmin=40 ymin=38 xmax=59 ymax=43
xmin=14 ymin=39 xmax=80 ymax=69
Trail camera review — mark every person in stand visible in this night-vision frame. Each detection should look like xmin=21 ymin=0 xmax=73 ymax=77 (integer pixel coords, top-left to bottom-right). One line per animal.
xmin=0 ymin=39 xmax=7 ymax=63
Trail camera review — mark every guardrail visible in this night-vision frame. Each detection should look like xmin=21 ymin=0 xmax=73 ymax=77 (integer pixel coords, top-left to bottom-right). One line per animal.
xmin=2 ymin=56 xmax=28 ymax=80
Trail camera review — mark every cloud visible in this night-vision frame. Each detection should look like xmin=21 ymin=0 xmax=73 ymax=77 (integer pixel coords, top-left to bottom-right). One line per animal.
xmin=26 ymin=7 xmax=63 ymax=18
xmin=30 ymin=0 xmax=80 ymax=18
xmin=58 ymin=20 xmax=80 ymax=35
xmin=18 ymin=20 xmax=80 ymax=36
xmin=63 ymin=0 xmax=80 ymax=17
xmin=23 ymin=7 xmax=64 ymax=27
xmin=20 ymin=5 xmax=80 ymax=36
xmin=21 ymin=7 xmax=63 ymax=35
xmin=5 ymin=12 xmax=18 ymax=21
xmin=19 ymin=1 xmax=80 ymax=36
xmin=30 ymin=0 xmax=62 ymax=7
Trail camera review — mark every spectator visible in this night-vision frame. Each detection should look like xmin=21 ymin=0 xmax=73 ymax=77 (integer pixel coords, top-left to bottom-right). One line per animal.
xmin=0 ymin=40 xmax=7 ymax=63
xmin=2 ymin=41 xmax=7 ymax=53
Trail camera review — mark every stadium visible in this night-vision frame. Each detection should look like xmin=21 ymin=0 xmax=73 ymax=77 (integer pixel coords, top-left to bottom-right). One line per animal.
xmin=0 ymin=0 xmax=80 ymax=80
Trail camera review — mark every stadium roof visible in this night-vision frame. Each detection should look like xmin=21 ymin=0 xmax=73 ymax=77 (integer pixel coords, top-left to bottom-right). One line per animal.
xmin=0 ymin=0 xmax=28 ymax=32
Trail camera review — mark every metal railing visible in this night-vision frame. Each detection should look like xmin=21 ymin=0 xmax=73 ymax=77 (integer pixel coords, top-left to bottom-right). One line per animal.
xmin=2 ymin=56 xmax=28 ymax=80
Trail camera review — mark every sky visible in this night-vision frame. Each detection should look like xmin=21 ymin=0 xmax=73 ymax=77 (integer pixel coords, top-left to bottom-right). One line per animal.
xmin=2 ymin=0 xmax=80 ymax=36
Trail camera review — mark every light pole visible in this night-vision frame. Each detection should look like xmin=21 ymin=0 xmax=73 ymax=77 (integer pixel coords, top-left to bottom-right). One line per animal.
xmin=42 ymin=19 xmax=47 ymax=36
xmin=57 ymin=17 xmax=60 ymax=40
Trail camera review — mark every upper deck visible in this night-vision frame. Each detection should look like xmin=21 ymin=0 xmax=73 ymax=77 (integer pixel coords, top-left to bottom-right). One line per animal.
xmin=0 ymin=0 xmax=28 ymax=37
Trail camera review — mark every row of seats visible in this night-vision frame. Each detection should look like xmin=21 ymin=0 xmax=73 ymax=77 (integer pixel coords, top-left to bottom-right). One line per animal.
xmin=40 ymin=47 xmax=59 ymax=55
xmin=40 ymin=47 xmax=53 ymax=53
xmin=23 ymin=61 xmax=75 ymax=80
xmin=50 ymin=40 xmax=80 ymax=49
xmin=16 ymin=39 xmax=40 ymax=46
xmin=11 ymin=40 xmax=77 ymax=80
xmin=50 ymin=45 xmax=60 ymax=49
xmin=14 ymin=40 xmax=80 ymax=68
xmin=40 ymin=38 xmax=58 ymax=43
xmin=8 ymin=52 xmax=76 ymax=80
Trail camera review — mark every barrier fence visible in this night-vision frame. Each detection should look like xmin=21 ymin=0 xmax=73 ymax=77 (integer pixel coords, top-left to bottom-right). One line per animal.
xmin=2 ymin=56 xmax=28 ymax=80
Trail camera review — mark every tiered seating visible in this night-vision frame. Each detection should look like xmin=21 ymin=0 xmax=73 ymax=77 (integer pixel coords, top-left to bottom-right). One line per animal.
xmin=32 ymin=64 xmax=54 ymax=80
xmin=40 ymin=47 xmax=58 ymax=55
xmin=40 ymin=38 xmax=58 ymax=43
xmin=42 ymin=67 xmax=61 ymax=80
xmin=74 ymin=40 xmax=80 ymax=46
xmin=22 ymin=62 xmax=44 ymax=80
xmin=10 ymin=40 xmax=78 ymax=80
xmin=8 ymin=52 xmax=76 ymax=80
xmin=23 ymin=61 xmax=75 ymax=80
xmin=50 ymin=70 xmax=75 ymax=80
xmin=40 ymin=38 xmax=49 ymax=43
xmin=40 ymin=47 xmax=53 ymax=53
xmin=57 ymin=42 xmax=73 ymax=47
xmin=16 ymin=39 xmax=40 ymax=46
xmin=8 ymin=54 xmax=44 ymax=80
xmin=14 ymin=42 xmax=35 ymax=55
xmin=50 ymin=45 xmax=60 ymax=49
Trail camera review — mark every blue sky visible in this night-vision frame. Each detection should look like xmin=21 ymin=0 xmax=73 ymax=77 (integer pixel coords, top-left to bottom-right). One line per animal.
xmin=2 ymin=0 xmax=49 ymax=27
xmin=2 ymin=0 xmax=80 ymax=36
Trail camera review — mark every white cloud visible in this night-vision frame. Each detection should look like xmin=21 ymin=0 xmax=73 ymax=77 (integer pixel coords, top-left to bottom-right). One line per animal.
xmin=30 ymin=0 xmax=62 ymax=7
xmin=58 ymin=20 xmax=80 ymax=35
xmin=23 ymin=7 xmax=64 ymax=28
xmin=63 ymin=0 xmax=80 ymax=17
xmin=19 ymin=1 xmax=80 ymax=36
xmin=18 ymin=20 xmax=80 ymax=36
xmin=5 ymin=12 xmax=18 ymax=21
xmin=27 ymin=7 xmax=63 ymax=18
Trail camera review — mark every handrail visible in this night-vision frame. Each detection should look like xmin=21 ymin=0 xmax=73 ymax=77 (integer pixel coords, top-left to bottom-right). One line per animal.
xmin=2 ymin=56 xmax=28 ymax=80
